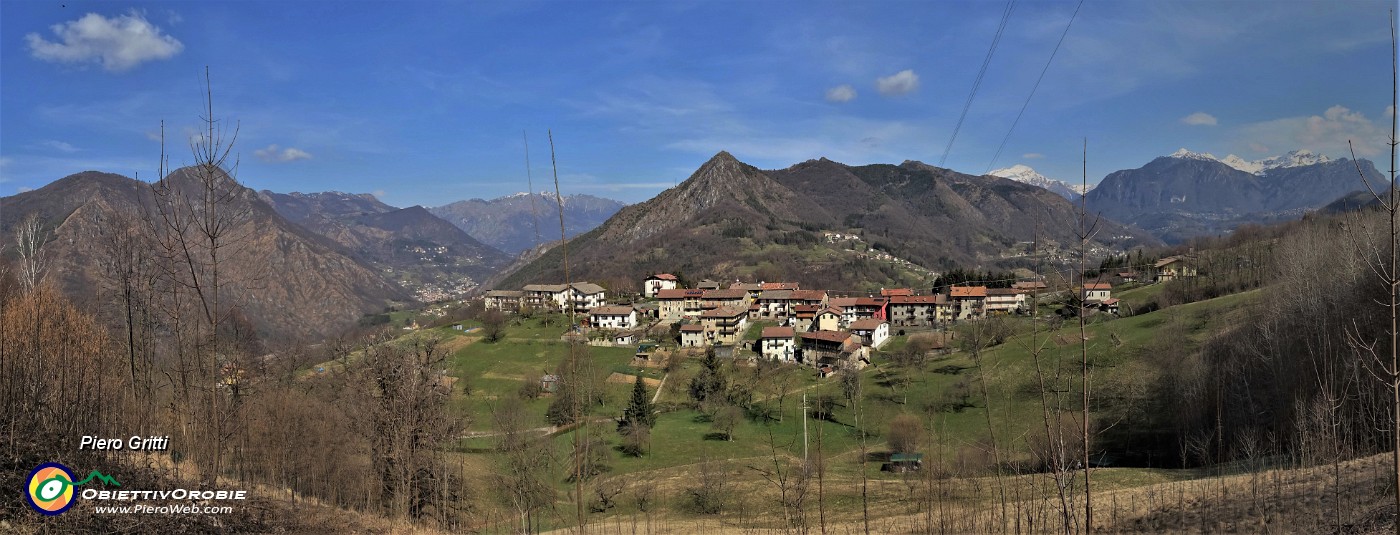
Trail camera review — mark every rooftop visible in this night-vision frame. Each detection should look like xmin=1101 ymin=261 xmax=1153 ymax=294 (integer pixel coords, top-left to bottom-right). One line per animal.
xmin=589 ymin=306 xmax=634 ymax=316
xmin=801 ymin=330 xmax=853 ymax=344
xmin=761 ymin=326 xmax=795 ymax=338
xmin=949 ymin=286 xmax=988 ymax=298
xmin=850 ymin=319 xmax=886 ymax=331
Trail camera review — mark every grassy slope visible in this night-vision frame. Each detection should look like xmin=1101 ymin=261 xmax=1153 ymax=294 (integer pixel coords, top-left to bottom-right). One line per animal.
xmin=408 ymin=290 xmax=1263 ymax=530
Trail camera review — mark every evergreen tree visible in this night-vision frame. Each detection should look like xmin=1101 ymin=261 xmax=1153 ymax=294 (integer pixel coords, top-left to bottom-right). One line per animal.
xmin=622 ymin=374 xmax=655 ymax=429
xmin=688 ymin=347 xmax=727 ymax=404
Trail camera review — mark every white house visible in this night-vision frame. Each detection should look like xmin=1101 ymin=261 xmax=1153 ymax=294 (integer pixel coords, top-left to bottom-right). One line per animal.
xmin=985 ymin=288 xmax=1025 ymax=315
xmin=589 ymin=306 xmax=638 ymax=330
xmin=567 ymin=282 xmax=607 ymax=315
xmin=848 ymin=319 xmax=890 ymax=349
xmin=1154 ymin=256 xmax=1196 ymax=282
xmin=520 ymin=282 xmax=607 ymax=314
xmin=643 ymin=273 xmax=679 ymax=298
xmin=759 ymin=326 xmax=796 ymax=363
xmin=680 ymin=324 xmax=707 ymax=347
xmin=1082 ymin=282 xmax=1112 ymax=303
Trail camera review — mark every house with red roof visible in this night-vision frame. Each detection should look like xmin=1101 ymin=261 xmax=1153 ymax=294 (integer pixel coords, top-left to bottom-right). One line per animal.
xmin=887 ymin=294 xmax=946 ymax=327
xmin=948 ymin=286 xmax=988 ymax=320
xmin=643 ymin=273 xmax=679 ymax=298
xmin=656 ymin=288 xmax=704 ymax=323
xmin=799 ymin=330 xmax=865 ymax=368
xmin=1082 ymin=282 xmax=1112 ymax=303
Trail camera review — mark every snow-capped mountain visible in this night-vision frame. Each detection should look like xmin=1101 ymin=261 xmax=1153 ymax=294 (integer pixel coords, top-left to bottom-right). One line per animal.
xmin=1219 ymin=150 xmax=1332 ymax=175
xmin=988 ymin=164 xmax=1092 ymax=200
xmin=1090 ymin=148 xmax=1385 ymax=243
xmin=1168 ymin=148 xmax=1334 ymax=176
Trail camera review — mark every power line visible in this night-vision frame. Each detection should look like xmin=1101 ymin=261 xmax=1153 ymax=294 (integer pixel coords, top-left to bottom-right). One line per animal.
xmin=985 ymin=0 xmax=1086 ymax=175
xmin=940 ymin=0 xmax=1017 ymax=167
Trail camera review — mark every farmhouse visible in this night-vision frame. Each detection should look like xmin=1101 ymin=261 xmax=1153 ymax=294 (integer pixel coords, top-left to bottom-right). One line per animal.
xmin=1154 ymin=256 xmax=1197 ymax=282
xmin=643 ymin=273 xmax=679 ymax=298
xmin=589 ymin=306 xmax=638 ymax=330
xmin=849 ymin=319 xmax=891 ymax=349
xmin=759 ymin=326 xmax=796 ymax=363
xmin=799 ymin=330 xmax=865 ymax=368
xmin=679 ymin=324 xmax=707 ymax=347
xmin=1082 ymin=282 xmax=1112 ymax=303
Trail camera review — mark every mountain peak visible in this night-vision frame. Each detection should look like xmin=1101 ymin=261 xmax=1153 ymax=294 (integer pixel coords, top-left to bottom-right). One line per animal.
xmin=1168 ymin=148 xmax=1220 ymax=162
xmin=989 ymin=164 xmax=1092 ymax=199
xmin=1219 ymin=149 xmax=1334 ymax=175
xmin=708 ymin=150 xmax=738 ymax=164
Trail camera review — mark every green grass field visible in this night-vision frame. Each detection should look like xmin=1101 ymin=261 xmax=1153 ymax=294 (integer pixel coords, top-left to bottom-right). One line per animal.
xmin=409 ymin=286 xmax=1265 ymax=535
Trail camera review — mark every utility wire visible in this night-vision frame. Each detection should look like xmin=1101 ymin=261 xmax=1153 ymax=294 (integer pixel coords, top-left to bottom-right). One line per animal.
xmin=985 ymin=0 xmax=1087 ymax=175
xmin=940 ymin=0 xmax=1017 ymax=167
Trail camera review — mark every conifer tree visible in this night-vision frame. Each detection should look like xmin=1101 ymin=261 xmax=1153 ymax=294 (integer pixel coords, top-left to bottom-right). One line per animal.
xmin=623 ymin=374 xmax=655 ymax=429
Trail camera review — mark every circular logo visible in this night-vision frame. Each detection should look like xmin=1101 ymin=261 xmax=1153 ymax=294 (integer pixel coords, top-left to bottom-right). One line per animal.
xmin=26 ymin=463 xmax=76 ymax=516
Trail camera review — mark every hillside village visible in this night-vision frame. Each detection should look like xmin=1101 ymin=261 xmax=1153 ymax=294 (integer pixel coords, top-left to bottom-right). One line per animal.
xmin=483 ymin=255 xmax=1196 ymax=374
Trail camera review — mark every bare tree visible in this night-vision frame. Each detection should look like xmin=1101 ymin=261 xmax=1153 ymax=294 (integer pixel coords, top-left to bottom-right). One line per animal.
xmin=1346 ymin=13 xmax=1398 ymax=534
xmin=15 ymin=214 xmax=47 ymax=291
xmin=357 ymin=334 xmax=463 ymax=520
xmin=888 ymin=413 xmax=923 ymax=454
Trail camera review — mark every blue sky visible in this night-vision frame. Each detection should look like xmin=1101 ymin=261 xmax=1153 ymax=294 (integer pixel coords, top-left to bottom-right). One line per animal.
xmin=1 ymin=0 xmax=1395 ymax=206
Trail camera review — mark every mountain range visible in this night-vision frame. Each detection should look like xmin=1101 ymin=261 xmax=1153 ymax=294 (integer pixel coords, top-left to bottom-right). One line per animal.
xmin=499 ymin=151 xmax=1158 ymax=290
xmin=0 ymin=169 xmax=408 ymax=342
xmin=257 ymin=190 xmax=512 ymax=291
xmin=429 ymin=193 xmax=626 ymax=254
xmin=1085 ymin=148 xmax=1387 ymax=243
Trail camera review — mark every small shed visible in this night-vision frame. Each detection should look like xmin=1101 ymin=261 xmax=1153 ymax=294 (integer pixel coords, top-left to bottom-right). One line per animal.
xmin=540 ymin=374 xmax=562 ymax=393
xmin=884 ymin=453 xmax=924 ymax=473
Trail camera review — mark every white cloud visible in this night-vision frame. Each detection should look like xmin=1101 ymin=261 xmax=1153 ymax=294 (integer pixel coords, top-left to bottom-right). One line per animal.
xmin=1236 ymin=105 xmax=1387 ymax=157
xmin=825 ymin=84 xmax=857 ymax=103
xmin=1181 ymin=112 xmax=1218 ymax=126
xmin=17 ymin=187 xmax=34 ymax=193
xmin=26 ymin=11 xmax=184 ymax=72
xmin=1022 ymin=152 xmax=1045 ymax=159
xmin=875 ymin=69 xmax=919 ymax=96
xmin=253 ymin=144 xmax=314 ymax=163
xmin=36 ymin=140 xmax=80 ymax=153
xmin=372 ymin=189 xmax=387 ymax=200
